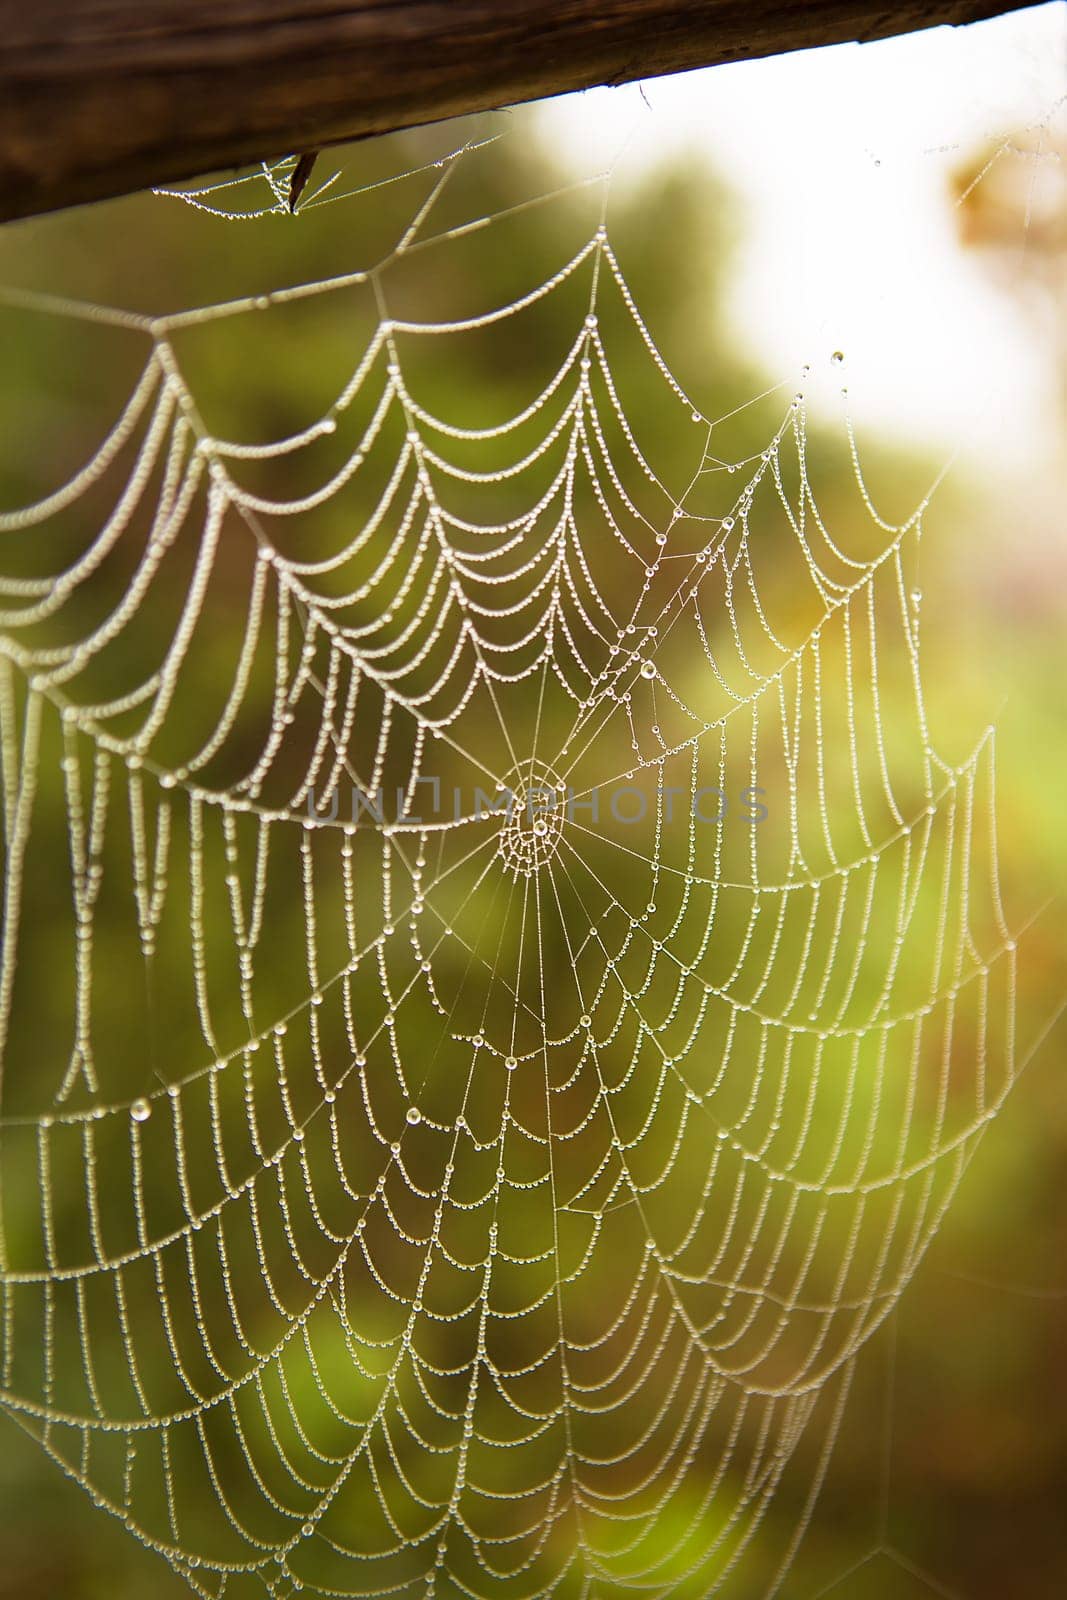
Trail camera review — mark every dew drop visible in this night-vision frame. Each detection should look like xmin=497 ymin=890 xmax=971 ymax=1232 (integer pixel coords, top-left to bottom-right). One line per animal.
xmin=831 ymin=350 xmax=845 ymax=365
xmin=302 ymin=1523 xmax=314 ymax=1538
xmin=130 ymin=1097 xmax=152 ymax=1123
xmin=405 ymin=1106 xmax=422 ymax=1126
xmin=579 ymin=1014 xmax=591 ymax=1028
xmin=640 ymin=661 xmax=657 ymax=679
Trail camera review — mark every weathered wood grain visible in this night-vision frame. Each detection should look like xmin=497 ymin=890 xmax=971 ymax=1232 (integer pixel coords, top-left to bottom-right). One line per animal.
xmin=0 ymin=1 xmax=1032 ymax=221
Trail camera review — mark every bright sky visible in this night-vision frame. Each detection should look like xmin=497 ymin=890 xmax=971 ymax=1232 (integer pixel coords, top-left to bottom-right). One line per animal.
xmin=537 ymin=2 xmax=1067 ymax=464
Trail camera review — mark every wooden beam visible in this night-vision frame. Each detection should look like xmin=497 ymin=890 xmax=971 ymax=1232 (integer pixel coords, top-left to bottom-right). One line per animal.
xmin=0 ymin=1 xmax=1034 ymax=223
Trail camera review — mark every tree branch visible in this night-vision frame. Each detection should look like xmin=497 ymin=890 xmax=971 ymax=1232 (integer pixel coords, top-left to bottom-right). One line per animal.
xmin=0 ymin=0 xmax=1032 ymax=222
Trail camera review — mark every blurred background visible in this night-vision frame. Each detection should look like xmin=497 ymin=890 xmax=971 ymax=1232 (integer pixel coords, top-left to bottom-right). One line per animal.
xmin=0 ymin=3 xmax=1064 ymax=1596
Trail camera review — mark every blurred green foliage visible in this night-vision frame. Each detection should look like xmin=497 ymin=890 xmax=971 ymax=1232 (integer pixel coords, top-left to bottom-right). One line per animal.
xmin=0 ymin=112 xmax=1063 ymax=1600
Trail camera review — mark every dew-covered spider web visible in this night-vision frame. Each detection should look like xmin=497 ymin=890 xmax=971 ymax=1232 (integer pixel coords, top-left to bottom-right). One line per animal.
xmin=0 ymin=134 xmax=1019 ymax=1600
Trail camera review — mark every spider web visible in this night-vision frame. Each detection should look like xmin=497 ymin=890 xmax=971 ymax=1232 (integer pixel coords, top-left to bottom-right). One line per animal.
xmin=0 ymin=141 xmax=1018 ymax=1599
